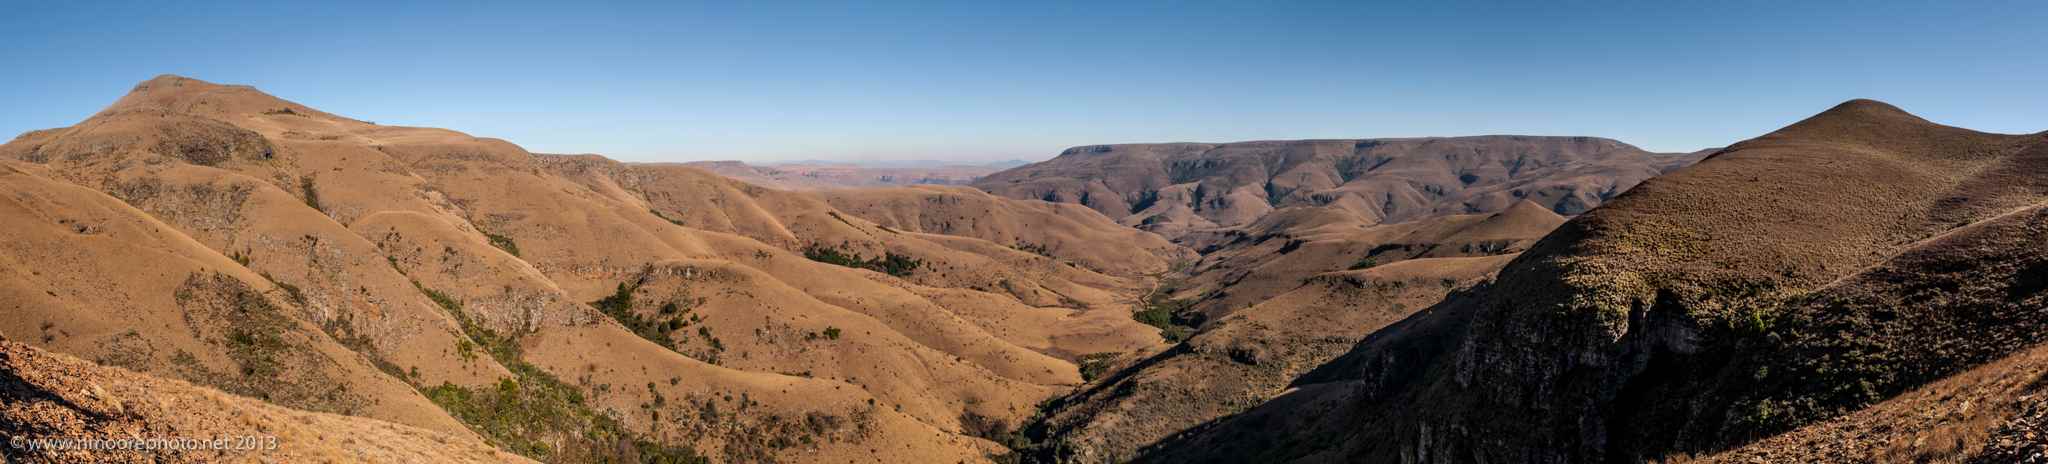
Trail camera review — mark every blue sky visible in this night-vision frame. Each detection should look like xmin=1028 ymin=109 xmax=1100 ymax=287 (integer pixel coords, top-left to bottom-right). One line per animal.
xmin=3 ymin=1 xmax=2042 ymax=163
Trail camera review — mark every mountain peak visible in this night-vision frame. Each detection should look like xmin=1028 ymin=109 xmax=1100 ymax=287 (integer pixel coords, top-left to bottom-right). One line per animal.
xmin=1450 ymin=199 xmax=1567 ymax=241
xmin=1735 ymin=97 xmax=2010 ymax=159
xmin=137 ymin=73 xmax=205 ymax=85
xmin=124 ymin=74 xmax=233 ymax=98
xmin=1776 ymin=98 xmax=1945 ymax=135
xmin=107 ymin=75 xmax=348 ymax=123
xmin=1499 ymin=199 xmax=1561 ymax=218
xmin=1814 ymin=98 xmax=1920 ymax=121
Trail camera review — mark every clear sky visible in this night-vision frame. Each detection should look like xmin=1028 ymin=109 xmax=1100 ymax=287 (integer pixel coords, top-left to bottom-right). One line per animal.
xmin=4 ymin=1 xmax=2042 ymax=163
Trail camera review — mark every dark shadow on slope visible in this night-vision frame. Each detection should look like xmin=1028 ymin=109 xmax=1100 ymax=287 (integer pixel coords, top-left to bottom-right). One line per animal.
xmin=1122 ymin=285 xmax=1494 ymax=463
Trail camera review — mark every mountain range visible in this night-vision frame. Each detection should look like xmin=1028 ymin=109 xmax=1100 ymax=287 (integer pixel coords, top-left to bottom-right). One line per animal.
xmin=679 ymin=160 xmax=1010 ymax=190
xmin=974 ymin=137 xmax=1710 ymax=241
xmin=3 ymin=76 xmax=2041 ymax=463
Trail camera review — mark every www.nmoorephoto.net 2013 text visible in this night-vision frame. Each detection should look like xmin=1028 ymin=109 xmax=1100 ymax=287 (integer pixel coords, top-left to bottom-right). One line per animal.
xmin=7 ymin=435 xmax=279 ymax=453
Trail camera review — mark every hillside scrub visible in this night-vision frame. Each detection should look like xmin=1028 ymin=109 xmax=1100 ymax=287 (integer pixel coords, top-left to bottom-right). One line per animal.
xmin=299 ymin=176 xmax=323 ymax=213
xmin=1133 ymin=290 xmax=1199 ymax=343
xmin=589 ymin=278 xmax=697 ymax=350
xmin=483 ymin=230 xmax=521 ymax=257
xmin=802 ymin=244 xmax=922 ymax=277
xmin=414 ymin=281 xmax=707 ymax=463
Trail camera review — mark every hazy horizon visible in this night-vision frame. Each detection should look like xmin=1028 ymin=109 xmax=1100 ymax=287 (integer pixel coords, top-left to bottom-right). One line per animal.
xmin=5 ymin=1 xmax=2043 ymax=163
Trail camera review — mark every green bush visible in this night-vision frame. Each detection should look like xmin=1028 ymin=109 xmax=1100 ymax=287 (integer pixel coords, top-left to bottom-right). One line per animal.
xmin=1133 ymin=305 xmax=1172 ymax=328
xmin=1077 ymin=353 xmax=1119 ymax=382
xmin=1133 ymin=291 xmax=1199 ymax=343
xmin=1012 ymin=242 xmax=1054 ymax=257
xmin=803 ymin=244 xmax=922 ymax=277
xmin=483 ymin=231 xmax=521 ymax=257
xmin=299 ymin=177 xmax=323 ymax=213
xmin=590 ymin=280 xmax=685 ymax=349
xmin=651 ymin=209 xmax=686 ymax=226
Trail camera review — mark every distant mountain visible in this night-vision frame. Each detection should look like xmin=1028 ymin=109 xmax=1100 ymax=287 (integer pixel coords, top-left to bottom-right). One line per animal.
xmin=978 ymin=159 xmax=1033 ymax=169
xmin=762 ymin=158 xmax=1036 ymax=169
xmin=974 ymin=137 xmax=1710 ymax=240
xmin=681 ymin=160 xmax=1005 ymax=189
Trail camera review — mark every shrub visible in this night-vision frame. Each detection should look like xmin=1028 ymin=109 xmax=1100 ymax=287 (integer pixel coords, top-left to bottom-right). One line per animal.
xmin=455 ymin=338 xmax=478 ymax=362
xmin=223 ymin=325 xmax=287 ymax=377
xmin=299 ymin=177 xmax=323 ymax=213
xmin=1133 ymin=290 xmax=1199 ymax=343
xmin=1133 ymin=304 xmax=1172 ymax=328
xmin=483 ymin=231 xmax=520 ymax=257
xmin=825 ymin=211 xmax=857 ymax=228
xmin=1348 ymin=257 xmax=1379 ymax=270
xmin=651 ymin=209 xmax=685 ymax=226
xmin=1012 ymin=242 xmax=1054 ymax=257
xmin=803 ymin=245 xmax=864 ymax=267
xmin=1077 ymin=353 xmax=1119 ymax=382
xmin=692 ymin=326 xmax=726 ymax=353
xmin=871 ymin=252 xmax=923 ymax=277
xmin=802 ymin=244 xmax=922 ymax=277
xmin=960 ymin=411 xmax=1025 ymax=449
xmin=589 ymin=280 xmax=682 ymax=349
xmin=259 ymin=272 xmax=306 ymax=306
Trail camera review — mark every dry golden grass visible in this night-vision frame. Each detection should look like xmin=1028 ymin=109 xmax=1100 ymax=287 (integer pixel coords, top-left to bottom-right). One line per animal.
xmin=0 ymin=75 xmax=1191 ymax=462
